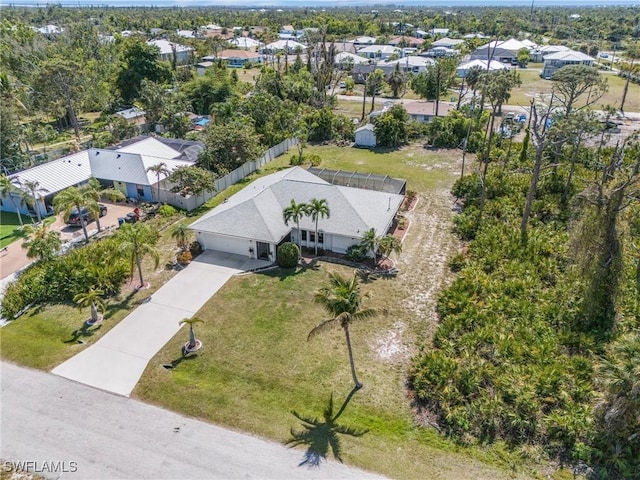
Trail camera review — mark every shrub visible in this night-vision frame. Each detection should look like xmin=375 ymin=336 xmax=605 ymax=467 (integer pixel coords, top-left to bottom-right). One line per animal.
xmin=289 ymin=154 xmax=304 ymax=166
xmin=346 ymin=243 xmax=368 ymax=262
xmin=176 ymin=250 xmax=192 ymax=264
xmin=189 ymin=241 xmax=203 ymax=258
xmin=158 ymin=204 xmax=178 ymax=217
xmin=308 ymin=153 xmax=322 ymax=167
xmin=448 ymin=252 xmax=466 ymax=272
xmin=276 ymin=242 xmax=299 ymax=269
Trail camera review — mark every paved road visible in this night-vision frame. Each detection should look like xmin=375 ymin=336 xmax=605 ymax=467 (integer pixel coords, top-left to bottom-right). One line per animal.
xmin=1 ymin=362 xmax=385 ymax=480
xmin=52 ymin=251 xmax=271 ymax=397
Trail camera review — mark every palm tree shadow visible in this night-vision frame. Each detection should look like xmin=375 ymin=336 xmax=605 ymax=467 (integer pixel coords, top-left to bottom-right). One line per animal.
xmin=286 ymin=386 xmax=368 ymax=467
xmin=64 ymin=322 xmax=102 ymax=343
xmin=162 ymin=352 xmax=198 ymax=370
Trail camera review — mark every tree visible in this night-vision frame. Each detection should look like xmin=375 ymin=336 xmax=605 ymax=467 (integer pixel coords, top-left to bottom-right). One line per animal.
xmin=619 ymin=42 xmax=640 ymax=113
xmin=306 ymin=198 xmax=330 ymax=255
xmin=147 ymin=162 xmax=170 ymax=202
xmin=551 ymin=65 xmax=608 ymax=117
xmin=21 ymin=223 xmax=61 ymax=261
xmin=116 ymin=38 xmax=172 ymax=105
xmin=168 ymin=166 xmax=216 ymax=199
xmin=286 ymin=389 xmax=368 ymax=466
xmin=283 ymin=199 xmax=309 ymax=254
xmin=516 ymin=47 xmax=530 ymax=67
xmin=377 ymin=234 xmax=402 ymax=265
xmin=359 ymin=228 xmax=378 ymax=261
xmin=74 ymin=287 xmax=107 ymax=326
xmin=179 ymin=316 xmax=204 ymax=352
xmin=367 ymin=68 xmax=385 ymax=113
xmin=85 ymin=178 xmax=125 ymax=232
xmin=54 ymin=185 xmax=99 ymax=242
xmin=0 ymin=174 xmax=24 ymax=226
xmin=136 ymin=79 xmax=168 ymax=130
xmin=411 ymin=57 xmax=457 ymax=117
xmin=374 ymin=104 xmax=408 ymax=148
xmin=171 ymin=223 xmax=192 ymax=251
xmin=309 ymin=272 xmax=378 ymax=389
xmin=20 ymin=179 xmax=48 ymax=222
xmin=116 ymin=222 xmax=160 ymax=289
xmin=199 ymin=120 xmax=263 ymax=175
xmin=386 ymin=62 xmax=406 ymax=98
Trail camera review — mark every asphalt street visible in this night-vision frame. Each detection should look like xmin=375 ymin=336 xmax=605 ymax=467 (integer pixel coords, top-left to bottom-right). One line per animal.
xmin=1 ymin=362 xmax=385 ymax=480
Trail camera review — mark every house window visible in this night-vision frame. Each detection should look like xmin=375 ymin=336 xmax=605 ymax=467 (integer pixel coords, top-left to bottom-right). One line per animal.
xmin=310 ymin=232 xmax=315 ymax=243
xmin=136 ymin=185 xmax=144 ymax=197
xmin=301 ymin=231 xmax=307 ymax=241
xmin=318 ymin=232 xmax=324 ymax=244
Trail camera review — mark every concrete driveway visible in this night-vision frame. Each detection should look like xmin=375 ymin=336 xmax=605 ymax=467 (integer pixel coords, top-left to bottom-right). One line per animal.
xmin=2 ymin=362 xmax=385 ymax=480
xmin=52 ymin=251 xmax=271 ymax=397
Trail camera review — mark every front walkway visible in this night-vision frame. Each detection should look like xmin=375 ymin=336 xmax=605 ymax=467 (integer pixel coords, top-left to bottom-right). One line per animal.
xmin=52 ymin=251 xmax=270 ymax=397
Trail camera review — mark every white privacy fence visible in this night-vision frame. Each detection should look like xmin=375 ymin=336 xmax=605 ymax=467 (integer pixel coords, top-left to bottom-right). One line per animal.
xmin=158 ymin=138 xmax=298 ymax=211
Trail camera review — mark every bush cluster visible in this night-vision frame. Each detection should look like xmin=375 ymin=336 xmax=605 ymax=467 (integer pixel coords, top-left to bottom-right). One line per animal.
xmin=276 ymin=242 xmax=299 ymax=269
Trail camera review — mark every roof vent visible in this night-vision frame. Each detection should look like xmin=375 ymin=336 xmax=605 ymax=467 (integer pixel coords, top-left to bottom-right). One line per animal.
xmin=117 ymin=154 xmax=121 ymax=158
xmin=95 ymin=151 xmax=99 ymax=155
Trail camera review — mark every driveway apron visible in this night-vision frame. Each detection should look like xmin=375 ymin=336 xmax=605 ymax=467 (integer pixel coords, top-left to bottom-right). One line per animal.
xmin=52 ymin=251 xmax=270 ymax=397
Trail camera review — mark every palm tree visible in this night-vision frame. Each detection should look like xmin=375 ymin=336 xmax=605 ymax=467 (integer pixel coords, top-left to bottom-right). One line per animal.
xmin=309 ymin=272 xmax=378 ymax=389
xmin=179 ymin=316 xmax=204 ymax=352
xmin=171 ymin=223 xmax=192 ymax=251
xmin=146 ymin=162 xmax=171 ymax=202
xmin=377 ymin=234 xmax=402 ymax=267
xmin=306 ymin=198 xmax=330 ymax=256
xmin=0 ymin=174 xmax=24 ymax=226
xmin=21 ymin=223 xmax=61 ymax=261
xmin=117 ymin=223 xmax=160 ymax=289
xmin=54 ymin=186 xmax=98 ymax=242
xmin=286 ymin=388 xmax=368 ymax=466
xmin=386 ymin=62 xmax=406 ymax=98
xmin=283 ymin=199 xmax=309 ymax=254
xmin=359 ymin=228 xmax=378 ymax=262
xmin=20 ymin=179 xmax=48 ymax=222
xmin=86 ymin=178 xmax=125 ymax=232
xmin=74 ymin=287 xmax=107 ymax=325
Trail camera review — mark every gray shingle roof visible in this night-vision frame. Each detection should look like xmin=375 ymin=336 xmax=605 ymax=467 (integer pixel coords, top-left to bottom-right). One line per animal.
xmin=189 ymin=167 xmax=404 ymax=242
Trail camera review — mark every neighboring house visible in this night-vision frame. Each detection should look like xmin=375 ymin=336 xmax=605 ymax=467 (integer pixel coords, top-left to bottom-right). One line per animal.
xmin=33 ymin=25 xmax=64 ymax=35
xmin=147 ymin=39 xmax=193 ymax=64
xmin=188 ymin=167 xmax=404 ymax=262
xmin=431 ymin=37 xmax=465 ymax=49
xmin=262 ymin=40 xmax=307 ymax=54
xmin=422 ymin=46 xmax=459 ymax=58
xmin=403 ymin=101 xmax=453 ymax=123
xmin=429 ymin=28 xmax=450 ymax=36
xmin=355 ymin=124 xmax=376 ymax=148
xmin=176 ymin=29 xmax=198 ymax=39
xmin=385 ymin=56 xmax=434 ymax=74
xmin=353 ymin=36 xmax=377 ymax=46
xmin=541 ymin=50 xmax=595 ymax=79
xmin=215 ymin=49 xmax=262 ymax=67
xmin=278 ymin=25 xmax=305 ymax=40
xmin=115 ymin=108 xmax=146 ymax=127
xmin=357 ymin=45 xmax=401 ymax=60
xmin=335 ymin=51 xmax=370 ymax=67
xmin=470 ymin=46 xmax=519 ymax=64
xmin=1 ymin=137 xmax=203 ymax=216
xmin=414 ymin=29 xmax=428 ymax=39
xmin=196 ymin=61 xmax=215 ymax=76
xmin=456 ymin=59 xmax=510 ymax=77
xmin=228 ymin=37 xmax=262 ymax=49
xmin=388 ymin=36 xmax=424 ymax=48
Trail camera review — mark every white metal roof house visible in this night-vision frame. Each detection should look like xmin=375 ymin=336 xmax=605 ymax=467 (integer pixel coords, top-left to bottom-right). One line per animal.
xmin=456 ymin=59 xmax=510 ymax=77
xmin=357 ymin=45 xmax=401 ymax=60
xmin=147 ymin=39 xmax=193 ymax=64
xmin=335 ymin=51 xmax=370 ymax=66
xmin=261 ymin=40 xmax=307 ymax=54
xmin=541 ymin=50 xmax=595 ymax=79
xmin=355 ymin=124 xmax=377 ymax=148
xmin=189 ymin=167 xmax=403 ymax=262
xmin=228 ymin=37 xmax=263 ymax=49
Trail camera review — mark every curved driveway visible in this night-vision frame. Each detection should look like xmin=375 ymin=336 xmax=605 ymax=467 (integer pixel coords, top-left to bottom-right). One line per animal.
xmin=1 ymin=361 xmax=385 ymax=480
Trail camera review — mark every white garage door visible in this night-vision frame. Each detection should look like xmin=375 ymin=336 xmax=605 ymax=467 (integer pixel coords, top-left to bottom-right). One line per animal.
xmin=197 ymin=232 xmax=251 ymax=257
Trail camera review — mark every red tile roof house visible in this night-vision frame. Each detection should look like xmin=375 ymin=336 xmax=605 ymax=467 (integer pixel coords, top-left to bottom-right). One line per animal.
xmin=403 ymin=101 xmax=453 ymax=123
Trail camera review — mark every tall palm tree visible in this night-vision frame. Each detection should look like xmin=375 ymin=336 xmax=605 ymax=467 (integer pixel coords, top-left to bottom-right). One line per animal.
xmin=283 ymin=199 xmax=309 ymax=254
xmin=178 ymin=316 xmax=204 ymax=351
xmin=309 ymin=272 xmax=378 ymax=389
xmin=0 ymin=174 xmax=24 ymax=226
xmin=306 ymin=198 xmax=330 ymax=255
xmin=146 ymin=162 xmax=171 ymax=202
xmin=377 ymin=234 xmax=402 ymax=267
xmin=286 ymin=388 xmax=368 ymax=466
xmin=54 ymin=186 xmax=98 ymax=242
xmin=20 ymin=179 xmax=49 ymax=222
xmin=171 ymin=223 xmax=192 ymax=251
xmin=74 ymin=287 xmax=107 ymax=325
xmin=117 ymin=222 xmax=160 ymax=289
xmin=85 ymin=178 xmax=125 ymax=232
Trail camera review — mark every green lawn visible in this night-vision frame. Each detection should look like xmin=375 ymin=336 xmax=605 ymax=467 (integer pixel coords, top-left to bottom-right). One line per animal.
xmin=0 ymin=212 xmax=56 ymax=249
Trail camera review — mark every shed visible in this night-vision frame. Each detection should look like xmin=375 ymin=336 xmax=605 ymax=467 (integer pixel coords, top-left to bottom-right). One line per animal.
xmin=355 ymin=124 xmax=376 ymax=148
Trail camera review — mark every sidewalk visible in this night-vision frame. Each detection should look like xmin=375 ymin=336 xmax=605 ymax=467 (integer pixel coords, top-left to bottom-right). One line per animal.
xmin=52 ymin=251 xmax=270 ymax=397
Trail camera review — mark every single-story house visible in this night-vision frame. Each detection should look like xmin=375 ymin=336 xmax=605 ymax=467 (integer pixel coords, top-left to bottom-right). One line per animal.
xmin=228 ymin=37 xmax=263 ymax=49
xmin=429 ymin=28 xmax=450 ymax=36
xmin=355 ymin=124 xmax=376 ymax=148
xmin=422 ymin=46 xmax=458 ymax=58
xmin=262 ymin=40 xmax=307 ymax=54
xmin=115 ymin=107 xmax=146 ymax=126
xmin=388 ymin=36 xmax=424 ymax=48
xmin=357 ymin=45 xmax=401 ymax=60
xmin=335 ymin=51 xmax=370 ymax=67
xmin=431 ymin=37 xmax=465 ymax=49
xmin=470 ymin=46 xmax=518 ymax=64
xmin=1 ymin=137 xmax=202 ymax=217
xmin=456 ymin=59 xmax=510 ymax=77
xmin=147 ymin=39 xmax=193 ymax=64
xmin=196 ymin=61 xmax=215 ymax=76
xmin=189 ymin=167 xmax=404 ymax=262
xmin=541 ymin=50 xmax=595 ymax=79
xmin=384 ymin=56 xmax=434 ymax=74
xmin=403 ymin=101 xmax=453 ymax=123
xmin=215 ymin=49 xmax=262 ymax=67
xmin=353 ymin=36 xmax=377 ymax=46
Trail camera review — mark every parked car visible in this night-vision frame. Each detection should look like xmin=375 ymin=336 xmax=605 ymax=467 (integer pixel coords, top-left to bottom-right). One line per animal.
xmin=66 ymin=204 xmax=107 ymax=226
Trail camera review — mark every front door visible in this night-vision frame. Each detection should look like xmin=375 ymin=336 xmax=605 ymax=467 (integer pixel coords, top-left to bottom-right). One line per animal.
xmin=256 ymin=241 xmax=270 ymax=260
